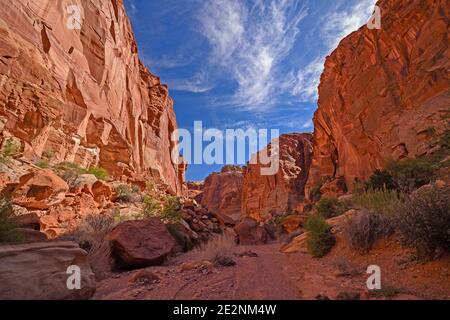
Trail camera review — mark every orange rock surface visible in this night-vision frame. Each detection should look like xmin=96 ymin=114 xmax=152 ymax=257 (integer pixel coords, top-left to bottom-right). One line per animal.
xmin=241 ymin=133 xmax=313 ymax=221
xmin=0 ymin=0 xmax=184 ymax=194
xmin=306 ymin=0 xmax=450 ymax=196
xmin=198 ymin=165 xmax=243 ymax=221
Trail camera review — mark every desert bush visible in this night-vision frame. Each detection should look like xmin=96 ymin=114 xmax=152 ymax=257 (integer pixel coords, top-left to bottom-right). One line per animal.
xmin=63 ymin=214 xmax=116 ymax=251
xmin=141 ymin=195 xmax=161 ymax=218
xmin=304 ymin=214 xmax=335 ymax=258
xmin=386 ymin=158 xmax=435 ymax=193
xmin=395 ymin=186 xmax=450 ymax=258
xmin=80 ymin=166 xmax=109 ymax=181
xmin=365 ymin=169 xmax=396 ymax=191
xmin=315 ymin=197 xmax=348 ymax=219
xmin=161 ymin=196 xmax=182 ymax=222
xmin=0 ymin=198 xmax=23 ymax=244
xmin=115 ymin=184 xmax=142 ymax=203
xmin=35 ymin=159 xmax=50 ymax=168
xmin=438 ymin=130 xmax=450 ymax=150
xmin=0 ymin=138 xmax=22 ymax=164
xmin=352 ymin=189 xmax=404 ymax=215
xmin=345 ymin=211 xmax=393 ymax=253
xmin=191 ymin=233 xmax=236 ymax=266
xmin=54 ymin=161 xmax=82 ymax=186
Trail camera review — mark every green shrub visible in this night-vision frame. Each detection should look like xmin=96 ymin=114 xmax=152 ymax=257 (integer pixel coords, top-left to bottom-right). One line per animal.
xmin=115 ymin=184 xmax=141 ymax=203
xmin=310 ymin=183 xmax=323 ymax=202
xmin=304 ymin=215 xmax=335 ymax=258
xmin=365 ymin=169 xmax=395 ymax=191
xmin=142 ymin=195 xmax=161 ymax=218
xmin=395 ymin=186 xmax=450 ymax=258
xmin=0 ymin=138 xmax=22 ymax=164
xmin=54 ymin=161 xmax=82 ymax=186
xmin=352 ymin=189 xmax=404 ymax=215
xmin=386 ymin=158 xmax=435 ymax=193
xmin=0 ymin=198 xmax=23 ymax=244
xmin=81 ymin=166 xmax=109 ymax=180
xmin=161 ymin=196 xmax=182 ymax=222
xmin=345 ymin=211 xmax=392 ymax=252
xmin=315 ymin=197 xmax=347 ymax=219
xmin=438 ymin=130 xmax=450 ymax=150
xmin=60 ymin=214 xmax=116 ymax=251
xmin=35 ymin=159 xmax=50 ymax=168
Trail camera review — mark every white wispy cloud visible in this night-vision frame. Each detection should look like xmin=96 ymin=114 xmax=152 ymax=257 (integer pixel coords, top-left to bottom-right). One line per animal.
xmin=321 ymin=0 xmax=377 ymax=50
xmin=199 ymin=0 xmax=308 ymax=110
xmin=291 ymin=0 xmax=377 ymax=103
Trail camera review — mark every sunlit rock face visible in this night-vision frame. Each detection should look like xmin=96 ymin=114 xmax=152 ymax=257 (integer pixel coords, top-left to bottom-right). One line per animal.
xmin=306 ymin=0 xmax=450 ymax=196
xmin=0 ymin=0 xmax=184 ymax=194
xmin=241 ymin=133 xmax=313 ymax=222
xmin=199 ymin=166 xmax=243 ymax=222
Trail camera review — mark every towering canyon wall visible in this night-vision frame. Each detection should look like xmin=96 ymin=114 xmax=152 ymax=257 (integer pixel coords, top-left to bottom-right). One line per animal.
xmin=306 ymin=0 xmax=450 ymax=195
xmin=241 ymin=133 xmax=313 ymax=222
xmin=0 ymin=0 xmax=184 ymax=194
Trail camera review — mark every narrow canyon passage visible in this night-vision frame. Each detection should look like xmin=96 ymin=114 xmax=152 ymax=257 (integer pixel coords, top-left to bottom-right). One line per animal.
xmin=94 ymin=243 xmax=369 ymax=300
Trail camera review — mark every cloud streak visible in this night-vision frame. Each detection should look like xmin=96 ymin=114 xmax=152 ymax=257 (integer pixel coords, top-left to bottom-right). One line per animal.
xmin=199 ymin=0 xmax=308 ymax=110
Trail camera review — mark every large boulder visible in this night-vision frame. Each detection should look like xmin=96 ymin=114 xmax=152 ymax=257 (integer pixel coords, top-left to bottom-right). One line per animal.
xmin=106 ymin=218 xmax=176 ymax=269
xmin=235 ymin=217 xmax=269 ymax=245
xmin=0 ymin=241 xmax=96 ymax=300
xmin=10 ymin=169 xmax=69 ymax=210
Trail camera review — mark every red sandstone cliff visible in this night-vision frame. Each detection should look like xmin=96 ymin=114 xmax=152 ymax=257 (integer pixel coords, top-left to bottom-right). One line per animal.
xmin=241 ymin=133 xmax=313 ymax=222
xmin=0 ymin=0 xmax=184 ymax=194
xmin=198 ymin=165 xmax=243 ymax=222
xmin=306 ymin=0 xmax=450 ymax=196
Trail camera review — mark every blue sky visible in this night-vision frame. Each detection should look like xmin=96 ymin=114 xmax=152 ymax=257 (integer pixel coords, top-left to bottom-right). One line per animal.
xmin=124 ymin=0 xmax=377 ymax=181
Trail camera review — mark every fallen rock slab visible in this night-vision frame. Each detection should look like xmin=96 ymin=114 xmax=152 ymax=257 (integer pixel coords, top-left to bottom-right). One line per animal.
xmin=0 ymin=241 xmax=96 ymax=300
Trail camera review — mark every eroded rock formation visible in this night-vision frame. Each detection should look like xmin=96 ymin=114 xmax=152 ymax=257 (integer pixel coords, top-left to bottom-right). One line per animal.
xmin=0 ymin=0 xmax=184 ymax=194
xmin=306 ymin=0 xmax=450 ymax=196
xmin=241 ymin=133 xmax=313 ymax=222
xmin=198 ymin=165 xmax=243 ymax=222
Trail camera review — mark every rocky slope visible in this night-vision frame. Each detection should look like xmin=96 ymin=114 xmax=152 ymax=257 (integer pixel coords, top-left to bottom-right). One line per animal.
xmin=306 ymin=0 xmax=450 ymax=196
xmin=197 ymin=165 xmax=243 ymax=222
xmin=241 ymin=133 xmax=313 ymax=221
xmin=0 ymin=0 xmax=184 ymax=194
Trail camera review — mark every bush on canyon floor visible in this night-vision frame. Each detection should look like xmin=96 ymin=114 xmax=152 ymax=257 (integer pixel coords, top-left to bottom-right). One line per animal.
xmin=315 ymin=197 xmax=348 ymax=219
xmin=0 ymin=198 xmax=23 ymax=244
xmin=395 ymin=186 xmax=450 ymax=258
xmin=304 ymin=214 xmax=335 ymax=258
xmin=191 ymin=233 xmax=236 ymax=266
xmin=352 ymin=189 xmax=404 ymax=216
xmin=62 ymin=214 xmax=116 ymax=251
xmin=344 ymin=211 xmax=393 ymax=253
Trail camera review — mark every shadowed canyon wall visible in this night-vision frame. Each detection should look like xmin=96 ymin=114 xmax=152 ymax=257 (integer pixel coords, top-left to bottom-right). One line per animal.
xmin=0 ymin=0 xmax=184 ymax=194
xmin=306 ymin=0 xmax=450 ymax=196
